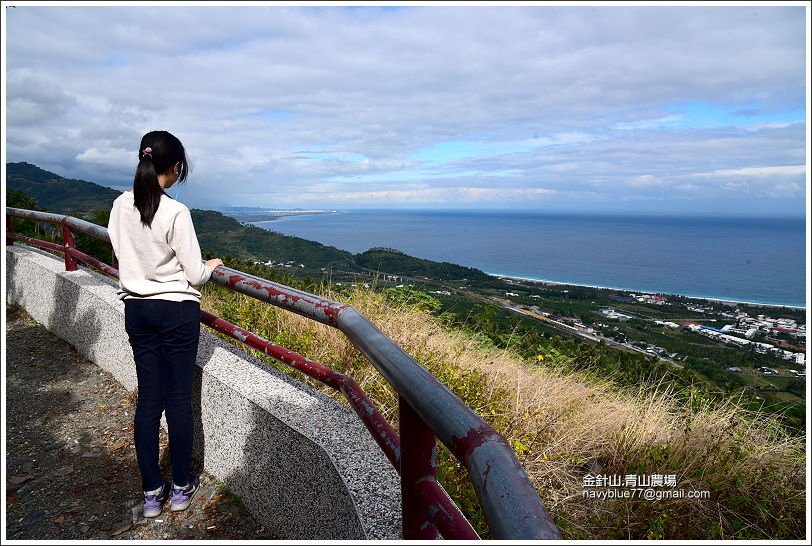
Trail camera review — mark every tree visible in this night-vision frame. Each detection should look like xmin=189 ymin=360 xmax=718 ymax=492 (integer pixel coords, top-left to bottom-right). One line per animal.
xmin=7 ymin=188 xmax=55 ymax=241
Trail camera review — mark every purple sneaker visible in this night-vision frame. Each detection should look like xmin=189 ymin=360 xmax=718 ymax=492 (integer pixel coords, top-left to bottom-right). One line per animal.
xmin=143 ymin=480 xmax=170 ymax=518
xmin=170 ymin=475 xmax=200 ymax=512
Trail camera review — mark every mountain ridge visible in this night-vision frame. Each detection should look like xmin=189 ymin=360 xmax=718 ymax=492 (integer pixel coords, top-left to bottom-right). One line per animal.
xmin=5 ymin=161 xmax=491 ymax=281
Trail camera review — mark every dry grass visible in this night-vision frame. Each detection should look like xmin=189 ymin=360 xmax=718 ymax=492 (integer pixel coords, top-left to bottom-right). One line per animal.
xmin=200 ymin=282 xmax=806 ymax=539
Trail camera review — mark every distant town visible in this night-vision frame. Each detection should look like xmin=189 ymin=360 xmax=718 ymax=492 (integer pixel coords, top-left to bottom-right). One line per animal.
xmin=500 ymin=287 xmax=806 ymax=377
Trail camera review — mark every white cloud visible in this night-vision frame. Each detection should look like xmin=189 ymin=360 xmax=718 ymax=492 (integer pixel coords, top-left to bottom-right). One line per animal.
xmin=76 ymin=146 xmax=133 ymax=168
xmin=759 ymin=181 xmax=802 ymax=198
xmin=685 ymin=164 xmax=805 ymax=199
xmin=720 ymin=181 xmax=751 ymax=192
xmin=3 ymin=5 xmax=807 ymax=214
xmin=6 ymin=72 xmax=77 ymax=126
xmin=613 ymin=115 xmax=682 ymax=131
xmin=625 ymin=175 xmax=665 ymax=187
xmin=263 ymin=185 xmax=557 ymax=205
xmin=692 ymin=165 xmax=806 ymax=178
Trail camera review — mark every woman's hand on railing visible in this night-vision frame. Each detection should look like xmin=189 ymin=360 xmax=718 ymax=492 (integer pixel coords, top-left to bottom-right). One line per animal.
xmin=205 ymin=258 xmax=224 ymax=271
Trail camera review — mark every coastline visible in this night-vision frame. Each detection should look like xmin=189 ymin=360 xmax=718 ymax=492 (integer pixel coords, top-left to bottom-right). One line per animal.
xmin=224 ymin=210 xmax=337 ymax=222
xmin=241 ymin=212 xmax=806 ymax=311
xmin=486 ymin=272 xmax=807 ymax=310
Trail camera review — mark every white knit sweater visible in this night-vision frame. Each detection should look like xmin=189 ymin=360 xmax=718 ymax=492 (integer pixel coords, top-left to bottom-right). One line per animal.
xmin=107 ymin=190 xmax=212 ymax=302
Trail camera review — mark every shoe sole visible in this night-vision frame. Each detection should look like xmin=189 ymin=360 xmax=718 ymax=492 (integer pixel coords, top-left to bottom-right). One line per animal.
xmin=170 ymin=499 xmax=193 ymax=511
xmin=143 ymin=507 xmax=163 ymax=518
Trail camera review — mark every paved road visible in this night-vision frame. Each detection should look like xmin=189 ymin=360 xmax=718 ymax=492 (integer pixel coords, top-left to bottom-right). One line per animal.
xmin=5 ymin=303 xmax=275 ymax=540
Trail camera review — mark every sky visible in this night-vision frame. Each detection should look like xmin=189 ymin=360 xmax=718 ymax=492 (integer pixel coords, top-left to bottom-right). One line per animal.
xmin=2 ymin=2 xmax=809 ymax=215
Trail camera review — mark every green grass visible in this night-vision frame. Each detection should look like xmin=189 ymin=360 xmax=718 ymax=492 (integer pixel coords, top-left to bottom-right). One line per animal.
xmin=196 ymin=259 xmax=806 ymax=540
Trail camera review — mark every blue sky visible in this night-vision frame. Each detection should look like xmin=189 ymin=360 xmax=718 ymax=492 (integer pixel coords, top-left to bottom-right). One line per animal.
xmin=3 ymin=3 xmax=808 ymax=215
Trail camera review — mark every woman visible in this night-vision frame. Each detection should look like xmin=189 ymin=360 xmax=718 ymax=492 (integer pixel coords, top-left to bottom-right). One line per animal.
xmin=107 ymin=130 xmax=223 ymax=518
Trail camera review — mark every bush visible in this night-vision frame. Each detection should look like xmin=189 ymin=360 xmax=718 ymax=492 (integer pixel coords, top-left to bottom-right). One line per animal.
xmin=198 ymin=278 xmax=806 ymax=540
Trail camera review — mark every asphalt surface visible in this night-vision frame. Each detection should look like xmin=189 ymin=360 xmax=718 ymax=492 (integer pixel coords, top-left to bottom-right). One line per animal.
xmin=5 ymin=303 xmax=276 ymax=540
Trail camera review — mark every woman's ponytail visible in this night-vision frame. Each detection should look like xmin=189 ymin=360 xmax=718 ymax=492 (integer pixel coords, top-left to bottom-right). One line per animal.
xmin=131 ymin=131 xmax=189 ymax=229
xmin=133 ymin=149 xmax=164 ymax=228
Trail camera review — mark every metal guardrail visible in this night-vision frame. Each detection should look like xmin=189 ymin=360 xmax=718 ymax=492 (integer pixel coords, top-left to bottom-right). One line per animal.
xmin=6 ymin=206 xmax=562 ymax=540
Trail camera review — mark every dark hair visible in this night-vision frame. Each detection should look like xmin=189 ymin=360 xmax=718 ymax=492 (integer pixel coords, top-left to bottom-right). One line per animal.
xmin=132 ymin=130 xmax=189 ymax=228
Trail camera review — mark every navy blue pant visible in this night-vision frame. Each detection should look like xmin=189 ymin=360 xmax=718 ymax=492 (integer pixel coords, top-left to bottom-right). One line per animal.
xmin=124 ymin=298 xmax=200 ymax=491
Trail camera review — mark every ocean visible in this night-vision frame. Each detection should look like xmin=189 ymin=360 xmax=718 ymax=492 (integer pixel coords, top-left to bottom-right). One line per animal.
xmin=245 ymin=210 xmax=807 ymax=308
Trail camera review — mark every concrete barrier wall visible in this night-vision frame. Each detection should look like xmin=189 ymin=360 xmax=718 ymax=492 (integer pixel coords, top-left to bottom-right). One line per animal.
xmin=6 ymin=245 xmax=401 ymax=539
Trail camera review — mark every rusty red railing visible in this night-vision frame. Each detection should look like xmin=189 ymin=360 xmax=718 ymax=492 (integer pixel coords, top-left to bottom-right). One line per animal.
xmin=5 ymin=206 xmax=561 ymax=540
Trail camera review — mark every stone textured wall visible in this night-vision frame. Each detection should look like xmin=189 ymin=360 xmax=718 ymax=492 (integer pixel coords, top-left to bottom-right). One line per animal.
xmin=6 ymin=245 xmax=401 ymax=539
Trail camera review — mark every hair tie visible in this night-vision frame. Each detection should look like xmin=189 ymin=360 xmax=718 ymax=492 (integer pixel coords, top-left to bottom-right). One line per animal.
xmin=142 ymin=147 xmax=153 ymax=159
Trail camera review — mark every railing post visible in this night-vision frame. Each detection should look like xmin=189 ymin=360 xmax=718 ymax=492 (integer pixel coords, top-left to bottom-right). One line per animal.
xmin=62 ymin=223 xmax=78 ymax=271
xmin=399 ymin=395 xmax=440 ymax=540
xmin=6 ymin=215 xmax=14 ymax=246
